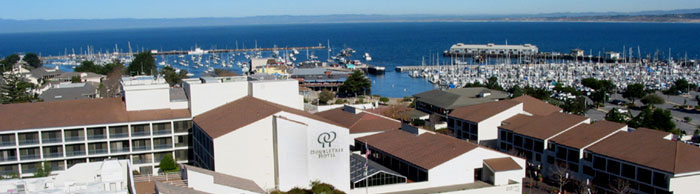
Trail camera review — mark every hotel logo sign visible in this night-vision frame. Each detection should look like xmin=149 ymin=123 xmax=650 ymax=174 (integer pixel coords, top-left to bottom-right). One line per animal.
xmin=317 ymin=131 xmax=336 ymax=148
xmin=310 ymin=131 xmax=343 ymax=159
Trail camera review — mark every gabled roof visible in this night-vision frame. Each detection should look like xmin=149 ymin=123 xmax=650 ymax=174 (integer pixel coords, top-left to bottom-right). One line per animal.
xmin=587 ymin=128 xmax=700 ymax=174
xmin=29 ymin=67 xmax=64 ymax=78
xmin=483 ymin=157 xmax=522 ymax=172
xmin=315 ymin=108 xmax=400 ymax=134
xmin=193 ymin=96 xmax=340 ymax=138
xmin=356 ymin=130 xmax=478 ymax=170
xmin=413 ymin=87 xmax=509 ymax=109
xmin=449 ymin=100 xmax=521 ymax=123
xmin=550 ymin=120 xmax=626 ymax=149
xmin=0 ymin=98 xmax=190 ymax=131
xmin=184 ymin=165 xmax=265 ymax=193
xmin=39 ymin=83 xmax=97 ymax=102
xmin=511 ymin=95 xmax=562 ymax=116
xmin=500 ymin=112 xmax=589 ymax=140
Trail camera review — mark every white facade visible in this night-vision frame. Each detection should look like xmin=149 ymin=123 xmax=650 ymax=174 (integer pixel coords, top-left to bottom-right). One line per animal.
xmin=0 ymin=159 xmax=132 ymax=193
xmin=249 ymin=79 xmax=304 ymax=110
xmin=476 ymin=103 xmax=523 ymax=145
xmin=121 ymin=76 xmax=172 ymax=111
xmin=210 ymin=111 xmax=350 ymax=192
xmin=428 ymin=147 xmax=526 ymax=187
xmin=449 ymin=43 xmax=538 ymax=55
xmin=182 ymin=77 xmax=249 ymax=116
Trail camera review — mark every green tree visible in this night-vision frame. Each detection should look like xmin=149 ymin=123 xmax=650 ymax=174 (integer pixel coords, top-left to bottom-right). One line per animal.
xmin=485 ymin=76 xmax=504 ymax=91
xmin=71 ymin=76 xmax=82 ymax=83
xmin=318 ymin=89 xmax=334 ymax=105
xmin=75 ymin=61 xmax=100 ymax=74
xmin=339 ymin=70 xmax=371 ymax=97
xmin=562 ymin=96 xmax=587 ymax=115
xmin=623 ymin=83 xmax=646 ymax=103
xmin=1 ymin=54 xmax=20 ymax=68
xmin=159 ymin=154 xmax=178 ymax=173
xmin=581 ymin=78 xmax=602 ymax=90
xmin=508 ymin=85 xmax=525 ymax=98
xmin=605 ymin=108 xmax=628 ymax=123
xmin=33 ymin=162 xmax=52 ymax=177
xmin=524 ymin=86 xmax=552 ymax=101
xmin=590 ymin=90 xmax=608 ymax=107
xmin=379 ymin=97 xmax=390 ymax=103
xmin=629 ymin=107 xmax=675 ymax=132
xmin=0 ymin=73 xmax=38 ymax=104
xmin=213 ymin=68 xmax=238 ymax=76
xmin=22 ymin=53 xmax=42 ymax=69
xmin=128 ymin=51 xmax=156 ymax=76
xmin=463 ymin=82 xmax=486 ymax=88
xmin=160 ymin=66 xmax=188 ymax=86
xmin=641 ymin=94 xmax=665 ymax=107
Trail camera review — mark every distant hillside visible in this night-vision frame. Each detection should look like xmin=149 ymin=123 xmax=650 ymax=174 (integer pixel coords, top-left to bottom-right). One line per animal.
xmin=1 ymin=8 xmax=699 ymax=33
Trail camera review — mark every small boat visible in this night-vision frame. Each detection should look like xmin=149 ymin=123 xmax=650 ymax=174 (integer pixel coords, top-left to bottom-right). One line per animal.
xmin=364 ymin=53 xmax=372 ymax=61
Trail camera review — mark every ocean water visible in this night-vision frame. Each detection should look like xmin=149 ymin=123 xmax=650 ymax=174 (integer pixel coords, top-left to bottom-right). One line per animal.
xmin=1 ymin=22 xmax=699 ymax=97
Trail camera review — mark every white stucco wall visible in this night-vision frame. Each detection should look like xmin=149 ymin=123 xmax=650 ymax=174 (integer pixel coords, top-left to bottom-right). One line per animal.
xmin=213 ymin=116 xmax=276 ymax=190
xmin=275 ymin=117 xmax=310 ymax=191
xmin=249 ymin=80 xmax=303 ymax=110
xmin=430 ymin=147 xmax=526 ymax=187
xmin=477 ymin=103 xmax=523 ymax=143
xmin=184 ymin=80 xmax=248 ymax=116
xmin=670 ymin=172 xmax=700 ymax=194
xmin=187 ymin=169 xmax=259 ymax=194
xmin=123 ymin=84 xmax=171 ymax=111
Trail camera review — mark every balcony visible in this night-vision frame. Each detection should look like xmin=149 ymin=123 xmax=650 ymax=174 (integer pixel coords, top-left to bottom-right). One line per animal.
xmin=18 ymin=139 xmax=39 ymax=146
xmin=109 ymin=133 xmax=129 ymax=139
xmin=65 ymin=150 xmax=86 ymax=157
xmin=132 ymin=158 xmax=152 ymax=164
xmin=43 ymin=152 xmax=63 ymax=159
xmin=87 ymin=134 xmax=106 ymax=141
xmin=20 ymin=154 xmax=40 ymax=161
xmin=110 ymin=147 xmax=130 ymax=154
xmin=64 ymin=136 xmax=84 ymax=142
xmin=175 ymin=142 xmax=189 ymax=147
xmin=154 ymin=144 xmax=172 ymax=150
xmin=42 ymin=137 xmax=62 ymax=144
xmin=153 ymin=129 xmax=171 ymax=135
xmin=0 ymin=141 xmax=15 ymax=147
xmin=0 ymin=156 xmax=17 ymax=162
xmin=131 ymin=131 xmax=150 ymax=137
xmin=132 ymin=146 xmax=151 ymax=152
xmin=89 ymin=148 xmax=108 ymax=155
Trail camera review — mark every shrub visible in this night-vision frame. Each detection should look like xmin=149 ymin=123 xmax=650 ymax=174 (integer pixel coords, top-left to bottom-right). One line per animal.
xmin=335 ymin=99 xmax=345 ymax=104
xmin=379 ymin=97 xmax=390 ymax=103
xmin=159 ymin=154 xmax=178 ymax=173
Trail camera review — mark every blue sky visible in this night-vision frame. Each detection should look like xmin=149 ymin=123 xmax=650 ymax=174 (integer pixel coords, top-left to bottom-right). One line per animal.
xmin=3 ymin=0 xmax=700 ymax=20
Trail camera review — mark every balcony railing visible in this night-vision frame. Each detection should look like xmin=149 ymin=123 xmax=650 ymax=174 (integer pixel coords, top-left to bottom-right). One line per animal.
xmin=132 ymin=158 xmax=152 ymax=164
xmin=175 ymin=142 xmax=189 ymax=147
xmin=132 ymin=146 xmax=151 ymax=151
xmin=131 ymin=131 xmax=150 ymax=137
xmin=65 ymin=150 xmax=86 ymax=157
xmin=88 ymin=148 xmax=108 ymax=155
xmin=64 ymin=136 xmax=84 ymax=142
xmin=153 ymin=130 xmax=171 ymax=135
xmin=87 ymin=134 xmax=106 ymax=140
xmin=109 ymin=133 xmax=129 ymax=139
xmin=110 ymin=147 xmax=130 ymax=154
xmin=154 ymin=144 xmax=172 ymax=150
xmin=20 ymin=154 xmax=40 ymax=161
xmin=0 ymin=141 xmax=16 ymax=147
xmin=0 ymin=156 xmax=17 ymax=162
xmin=43 ymin=152 xmax=63 ymax=159
xmin=42 ymin=137 xmax=62 ymax=144
xmin=0 ymin=170 xmax=17 ymax=175
xmin=18 ymin=139 xmax=39 ymax=146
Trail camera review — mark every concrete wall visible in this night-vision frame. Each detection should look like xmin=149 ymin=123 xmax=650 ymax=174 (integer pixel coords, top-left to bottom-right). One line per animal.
xmin=669 ymin=172 xmax=700 ymax=194
xmin=492 ymin=170 xmax=522 ymax=186
xmin=275 ymin=117 xmax=310 ymax=191
xmin=477 ymin=103 xmax=523 ymax=144
xmin=123 ymin=84 xmax=171 ymax=111
xmin=249 ymin=80 xmax=303 ymax=110
xmin=184 ymin=80 xmax=248 ymax=116
xmin=187 ymin=169 xmax=259 ymax=194
xmin=429 ymin=147 xmax=525 ymax=188
xmin=213 ymin=116 xmax=276 ymax=190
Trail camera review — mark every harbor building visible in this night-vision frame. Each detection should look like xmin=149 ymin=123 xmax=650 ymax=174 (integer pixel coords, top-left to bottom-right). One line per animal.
xmin=289 ymin=67 xmax=351 ymax=92
xmin=354 ymin=129 xmax=526 ymax=194
xmin=447 ymin=43 xmax=538 ymax=56
xmin=413 ymin=87 xmax=509 ymax=119
xmin=447 ymin=95 xmax=563 ymax=147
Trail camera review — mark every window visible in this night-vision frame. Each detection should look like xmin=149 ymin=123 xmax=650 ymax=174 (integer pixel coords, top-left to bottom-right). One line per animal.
xmin=507 ymin=131 xmax=513 ymax=143
xmin=547 ymin=156 xmax=554 ymax=164
xmin=637 ymin=168 xmax=652 ymax=184
xmin=621 ymin=163 xmax=635 ymax=179
xmin=524 ymin=138 xmax=533 ymax=150
xmin=535 ymin=153 xmax=541 ymax=162
xmin=583 ymin=152 xmax=592 ymax=162
xmin=567 ymin=149 xmax=579 ymax=163
xmin=547 ymin=142 xmax=555 ymax=151
xmin=607 ymin=160 xmax=620 ymax=175
xmin=593 ymin=156 xmax=606 ymax=171
xmin=174 ymin=121 xmax=192 ymax=133
xmin=514 ymin=135 xmax=523 ymax=147
xmin=153 ymin=122 xmax=172 ymax=135
xmin=534 ymin=141 xmax=544 ymax=153
xmin=653 ymin=172 xmax=669 ymax=188
xmin=500 ymin=142 xmax=506 ymax=150
xmin=500 ymin=131 xmax=506 ymax=140
xmin=556 ymin=147 xmax=567 ymax=160
xmin=109 ymin=126 xmax=128 ymax=138
xmin=583 ymin=165 xmax=595 ymax=176
xmin=86 ymin=127 xmax=106 ymax=140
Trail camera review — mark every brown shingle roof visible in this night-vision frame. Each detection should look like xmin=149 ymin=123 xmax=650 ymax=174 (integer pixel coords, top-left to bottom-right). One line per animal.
xmin=193 ymin=96 xmax=341 ymax=138
xmin=315 ymin=108 xmax=400 ymax=134
xmin=449 ymin=100 xmax=521 ymax=123
xmin=184 ymin=165 xmax=265 ymax=193
xmin=356 ymin=130 xmax=478 ymax=170
xmin=550 ymin=120 xmax=626 ymax=149
xmin=632 ymin=127 xmax=672 ymax=139
xmin=587 ymin=129 xmax=700 ymax=174
xmin=500 ymin=112 xmax=589 ymax=140
xmin=0 ymin=98 xmax=191 ymax=131
xmin=483 ymin=157 xmax=522 ymax=172
xmin=512 ymin=95 xmax=562 ymax=116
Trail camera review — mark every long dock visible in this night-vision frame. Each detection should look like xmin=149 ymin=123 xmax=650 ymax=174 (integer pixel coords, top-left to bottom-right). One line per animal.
xmin=396 ymin=65 xmax=476 ymax=72
xmin=40 ymin=46 xmax=326 ymax=60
